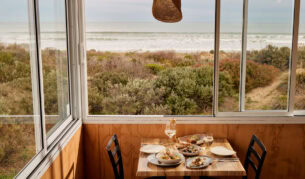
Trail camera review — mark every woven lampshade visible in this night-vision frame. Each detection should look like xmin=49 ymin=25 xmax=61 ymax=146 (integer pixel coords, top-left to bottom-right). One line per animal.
xmin=152 ymin=0 xmax=182 ymax=23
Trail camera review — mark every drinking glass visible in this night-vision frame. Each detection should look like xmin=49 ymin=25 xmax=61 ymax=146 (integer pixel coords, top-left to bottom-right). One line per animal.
xmin=204 ymin=134 xmax=214 ymax=151
xmin=164 ymin=119 xmax=176 ymax=143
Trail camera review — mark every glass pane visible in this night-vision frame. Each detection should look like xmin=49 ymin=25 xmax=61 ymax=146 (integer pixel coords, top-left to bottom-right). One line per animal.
xmin=295 ymin=0 xmax=305 ymax=110
xmin=86 ymin=0 xmax=214 ymax=115
xmin=245 ymin=0 xmax=293 ymax=110
xmin=0 ymin=0 xmax=41 ymax=177
xmin=39 ymin=0 xmax=71 ymax=136
xmin=218 ymin=0 xmax=243 ymax=112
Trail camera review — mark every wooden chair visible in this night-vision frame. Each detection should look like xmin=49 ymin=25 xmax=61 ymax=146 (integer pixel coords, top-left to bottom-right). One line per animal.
xmin=243 ymin=135 xmax=267 ymax=179
xmin=106 ymin=134 xmax=166 ymax=179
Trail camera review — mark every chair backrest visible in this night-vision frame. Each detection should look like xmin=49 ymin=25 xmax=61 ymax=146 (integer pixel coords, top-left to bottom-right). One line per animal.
xmin=106 ymin=134 xmax=124 ymax=179
xmin=243 ymin=135 xmax=267 ymax=179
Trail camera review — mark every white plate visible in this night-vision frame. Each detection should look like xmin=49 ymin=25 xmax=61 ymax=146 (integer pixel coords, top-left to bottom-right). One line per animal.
xmin=186 ymin=156 xmax=213 ymax=169
xmin=140 ymin=144 xmax=165 ymax=154
xmin=147 ymin=154 xmax=184 ymax=167
xmin=210 ymin=146 xmax=236 ymax=156
xmin=156 ymin=152 xmax=184 ymax=164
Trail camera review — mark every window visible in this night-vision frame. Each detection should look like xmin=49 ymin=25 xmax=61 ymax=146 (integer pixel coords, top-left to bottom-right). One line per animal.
xmin=86 ymin=0 xmax=215 ymax=115
xmin=218 ymin=0 xmax=243 ymax=112
xmin=0 ymin=0 xmax=78 ymax=178
xmin=0 ymin=0 xmax=42 ymax=177
xmin=39 ymin=0 xmax=72 ymax=138
xmin=244 ymin=0 xmax=293 ymax=111
xmin=84 ymin=0 xmax=305 ymax=117
xmin=295 ymin=0 xmax=305 ymax=111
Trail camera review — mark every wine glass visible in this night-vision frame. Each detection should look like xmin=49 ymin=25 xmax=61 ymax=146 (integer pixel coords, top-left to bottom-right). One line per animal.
xmin=204 ymin=133 xmax=214 ymax=151
xmin=164 ymin=119 xmax=176 ymax=143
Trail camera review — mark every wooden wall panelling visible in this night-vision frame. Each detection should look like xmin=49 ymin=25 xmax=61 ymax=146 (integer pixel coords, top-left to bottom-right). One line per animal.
xmin=83 ymin=124 xmax=100 ymax=179
xmin=228 ymin=124 xmax=305 ymax=179
xmin=41 ymin=126 xmax=84 ymax=179
xmin=83 ymin=124 xmax=305 ymax=179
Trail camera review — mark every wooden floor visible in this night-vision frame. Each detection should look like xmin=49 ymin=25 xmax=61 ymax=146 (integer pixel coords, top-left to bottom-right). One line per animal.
xmin=83 ymin=124 xmax=305 ymax=179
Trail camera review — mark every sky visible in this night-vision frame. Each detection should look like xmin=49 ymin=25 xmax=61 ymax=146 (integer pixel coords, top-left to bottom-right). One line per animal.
xmin=0 ymin=0 xmax=302 ymax=24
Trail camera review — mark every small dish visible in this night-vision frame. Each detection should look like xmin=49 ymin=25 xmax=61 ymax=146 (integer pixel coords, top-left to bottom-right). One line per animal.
xmin=140 ymin=144 xmax=165 ymax=154
xmin=186 ymin=156 xmax=213 ymax=169
xmin=179 ymin=144 xmax=201 ymax=156
xmin=210 ymin=146 xmax=236 ymax=156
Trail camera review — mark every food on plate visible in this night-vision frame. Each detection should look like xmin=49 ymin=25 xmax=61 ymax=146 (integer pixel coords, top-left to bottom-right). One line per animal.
xmin=187 ymin=135 xmax=201 ymax=144
xmin=159 ymin=148 xmax=181 ymax=160
xmin=196 ymin=139 xmax=204 ymax=145
xmin=175 ymin=142 xmax=191 ymax=149
xmin=190 ymin=157 xmax=207 ymax=167
xmin=179 ymin=144 xmax=200 ymax=154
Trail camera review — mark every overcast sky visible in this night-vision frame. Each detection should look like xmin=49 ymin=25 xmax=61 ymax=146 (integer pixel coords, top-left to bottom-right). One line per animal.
xmin=0 ymin=0 xmax=302 ymax=24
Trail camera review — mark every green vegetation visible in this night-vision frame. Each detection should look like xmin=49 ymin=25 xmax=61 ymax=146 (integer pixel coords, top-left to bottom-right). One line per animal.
xmin=2 ymin=43 xmax=305 ymax=116
xmin=1 ymin=43 xmax=305 ymax=177
xmin=0 ymin=124 xmax=35 ymax=178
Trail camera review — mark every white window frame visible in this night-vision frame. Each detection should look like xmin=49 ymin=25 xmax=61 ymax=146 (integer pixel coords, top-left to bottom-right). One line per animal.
xmin=9 ymin=0 xmax=305 ymax=178
xmin=81 ymin=0 xmax=305 ymax=122
xmin=14 ymin=0 xmax=83 ymax=178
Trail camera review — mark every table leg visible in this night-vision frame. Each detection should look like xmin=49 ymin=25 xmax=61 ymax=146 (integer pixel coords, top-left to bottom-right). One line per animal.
xmin=184 ymin=177 xmax=191 ymax=179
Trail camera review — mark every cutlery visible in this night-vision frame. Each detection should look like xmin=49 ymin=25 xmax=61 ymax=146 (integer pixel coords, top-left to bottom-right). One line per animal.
xmin=216 ymin=158 xmax=239 ymax=162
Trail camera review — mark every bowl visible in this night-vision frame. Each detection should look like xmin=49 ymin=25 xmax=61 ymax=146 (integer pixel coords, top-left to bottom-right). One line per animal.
xmin=179 ymin=144 xmax=201 ymax=156
xmin=155 ymin=152 xmax=183 ymax=164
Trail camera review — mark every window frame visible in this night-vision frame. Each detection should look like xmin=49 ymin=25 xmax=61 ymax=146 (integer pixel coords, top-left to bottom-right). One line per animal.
xmin=81 ymin=0 xmax=305 ymax=119
xmin=9 ymin=0 xmax=305 ymax=177
xmin=42 ymin=0 xmax=74 ymax=147
xmin=14 ymin=0 xmax=83 ymax=178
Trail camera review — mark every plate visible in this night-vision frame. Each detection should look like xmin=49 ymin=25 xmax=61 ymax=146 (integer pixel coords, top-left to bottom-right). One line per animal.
xmin=178 ymin=134 xmax=206 ymax=145
xmin=156 ymin=152 xmax=184 ymax=164
xmin=179 ymin=144 xmax=201 ymax=156
xmin=186 ymin=156 xmax=213 ymax=169
xmin=147 ymin=154 xmax=184 ymax=167
xmin=140 ymin=144 xmax=165 ymax=154
xmin=210 ymin=146 xmax=236 ymax=156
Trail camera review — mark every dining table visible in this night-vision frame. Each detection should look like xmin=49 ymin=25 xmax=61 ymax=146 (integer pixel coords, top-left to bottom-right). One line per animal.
xmin=136 ymin=138 xmax=246 ymax=178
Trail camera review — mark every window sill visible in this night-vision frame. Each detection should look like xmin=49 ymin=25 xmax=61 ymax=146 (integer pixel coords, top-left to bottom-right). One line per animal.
xmin=84 ymin=115 xmax=305 ymax=124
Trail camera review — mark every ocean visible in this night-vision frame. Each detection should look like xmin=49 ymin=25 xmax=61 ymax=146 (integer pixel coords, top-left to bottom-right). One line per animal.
xmin=0 ymin=22 xmax=304 ymax=52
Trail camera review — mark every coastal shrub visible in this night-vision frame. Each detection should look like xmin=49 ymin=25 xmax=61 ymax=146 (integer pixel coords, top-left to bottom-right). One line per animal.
xmin=219 ymin=59 xmax=240 ymax=92
xmin=145 ymin=64 xmax=165 ymax=74
xmin=90 ymin=71 xmax=128 ymax=94
xmin=166 ymin=92 xmax=198 ymax=114
xmin=298 ymin=46 xmax=305 ymax=68
xmin=296 ymin=69 xmax=305 ymax=87
xmin=247 ymin=45 xmax=290 ymax=70
xmin=92 ymin=79 xmax=169 ymax=115
xmin=88 ymin=86 xmax=105 ymax=115
xmin=218 ymin=71 xmax=235 ymax=103
xmin=246 ymin=60 xmax=280 ymax=92
xmin=148 ymin=51 xmax=176 ymax=63
xmin=43 ymin=71 xmax=59 ymax=115
xmin=0 ymin=124 xmax=35 ymax=169
xmin=271 ymin=95 xmax=288 ymax=110
xmin=220 ymin=58 xmax=280 ymax=93
xmin=295 ymin=69 xmax=305 ymax=109
xmin=0 ymin=50 xmax=31 ymax=83
xmin=176 ymin=58 xmax=195 ymax=67
xmin=154 ymin=66 xmax=234 ymax=114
